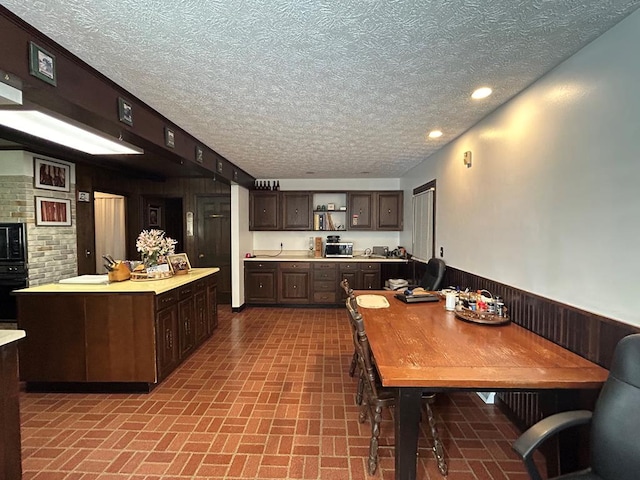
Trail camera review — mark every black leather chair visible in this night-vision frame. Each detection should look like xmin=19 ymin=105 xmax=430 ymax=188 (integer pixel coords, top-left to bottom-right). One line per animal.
xmin=513 ymin=333 xmax=640 ymax=480
xmin=395 ymin=258 xmax=446 ymax=291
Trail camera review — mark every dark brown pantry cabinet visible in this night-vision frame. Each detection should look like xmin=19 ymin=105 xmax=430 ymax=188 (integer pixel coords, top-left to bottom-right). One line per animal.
xmin=15 ymin=269 xmax=219 ymax=391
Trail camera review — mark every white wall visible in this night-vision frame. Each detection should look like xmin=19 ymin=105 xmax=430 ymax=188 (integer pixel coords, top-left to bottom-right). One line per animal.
xmin=231 ymin=184 xmax=252 ymax=309
xmin=401 ymin=10 xmax=640 ymax=326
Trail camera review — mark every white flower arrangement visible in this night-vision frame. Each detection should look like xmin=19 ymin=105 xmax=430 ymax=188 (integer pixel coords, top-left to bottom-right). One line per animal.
xmin=136 ymin=229 xmax=177 ymax=266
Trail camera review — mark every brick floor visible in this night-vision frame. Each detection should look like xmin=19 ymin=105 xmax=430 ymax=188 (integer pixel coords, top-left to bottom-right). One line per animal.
xmin=20 ymin=306 xmax=534 ymax=479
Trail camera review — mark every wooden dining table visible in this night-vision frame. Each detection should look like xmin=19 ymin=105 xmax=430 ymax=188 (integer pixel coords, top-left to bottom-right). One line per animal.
xmin=355 ymin=290 xmax=609 ymax=480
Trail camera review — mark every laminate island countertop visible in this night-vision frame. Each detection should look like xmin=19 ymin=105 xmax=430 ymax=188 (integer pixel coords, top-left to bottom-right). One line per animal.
xmin=0 ymin=330 xmax=25 ymax=347
xmin=14 ymin=267 xmax=220 ymax=295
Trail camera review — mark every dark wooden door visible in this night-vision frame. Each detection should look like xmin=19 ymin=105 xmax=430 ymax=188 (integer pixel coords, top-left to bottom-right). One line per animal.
xmin=196 ymin=195 xmax=231 ymax=304
xmin=156 ymin=306 xmax=178 ymax=379
xmin=282 ymin=192 xmax=312 ymax=230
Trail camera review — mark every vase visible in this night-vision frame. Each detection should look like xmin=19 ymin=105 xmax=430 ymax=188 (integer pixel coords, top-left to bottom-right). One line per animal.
xmin=142 ymin=253 xmax=159 ymax=269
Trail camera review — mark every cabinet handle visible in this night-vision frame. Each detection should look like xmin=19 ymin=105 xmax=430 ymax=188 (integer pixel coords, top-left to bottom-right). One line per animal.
xmin=388 ymin=209 xmax=391 ymax=214
xmin=166 ymin=329 xmax=173 ymax=349
xmin=293 ymin=285 xmax=297 ymax=289
xmin=259 ymin=283 xmax=263 ymax=288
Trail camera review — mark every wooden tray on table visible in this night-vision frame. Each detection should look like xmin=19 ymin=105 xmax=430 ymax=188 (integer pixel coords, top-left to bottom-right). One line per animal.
xmin=454 ymin=304 xmax=510 ymax=326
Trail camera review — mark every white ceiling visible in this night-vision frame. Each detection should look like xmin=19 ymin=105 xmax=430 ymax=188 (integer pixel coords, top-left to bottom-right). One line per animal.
xmin=2 ymin=0 xmax=639 ymax=179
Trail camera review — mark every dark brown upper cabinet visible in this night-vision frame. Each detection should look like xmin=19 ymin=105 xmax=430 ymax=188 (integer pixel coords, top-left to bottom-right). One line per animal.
xmin=281 ymin=192 xmax=312 ymax=230
xmin=249 ymin=191 xmax=279 ymax=230
xmin=347 ymin=192 xmax=374 ymax=230
xmin=376 ymin=191 xmax=403 ymax=230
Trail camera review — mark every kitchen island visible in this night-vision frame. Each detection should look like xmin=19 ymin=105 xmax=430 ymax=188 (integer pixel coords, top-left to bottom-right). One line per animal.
xmin=1 ymin=330 xmax=25 ymax=479
xmin=15 ymin=268 xmax=218 ymax=392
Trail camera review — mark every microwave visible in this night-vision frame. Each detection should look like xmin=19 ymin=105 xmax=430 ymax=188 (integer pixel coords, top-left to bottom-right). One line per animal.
xmin=325 ymin=242 xmax=354 ymax=258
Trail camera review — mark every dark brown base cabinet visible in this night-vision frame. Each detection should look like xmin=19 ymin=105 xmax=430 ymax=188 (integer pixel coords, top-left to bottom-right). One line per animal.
xmin=1 ymin=340 xmax=22 ymax=480
xmin=16 ymin=270 xmax=218 ymax=391
xmin=245 ymin=261 xmax=383 ymax=306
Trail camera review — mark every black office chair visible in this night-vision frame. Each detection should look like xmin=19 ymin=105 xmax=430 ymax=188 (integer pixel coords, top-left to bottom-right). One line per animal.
xmin=395 ymin=258 xmax=446 ymax=292
xmin=513 ymin=333 xmax=640 ymax=480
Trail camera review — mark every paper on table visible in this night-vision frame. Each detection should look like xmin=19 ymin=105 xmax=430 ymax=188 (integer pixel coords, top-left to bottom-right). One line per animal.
xmin=59 ymin=275 xmax=110 ymax=285
xmin=356 ymin=294 xmax=390 ymax=309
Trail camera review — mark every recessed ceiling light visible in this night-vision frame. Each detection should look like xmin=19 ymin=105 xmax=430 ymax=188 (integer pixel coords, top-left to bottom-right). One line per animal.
xmin=471 ymin=87 xmax=493 ymax=99
xmin=428 ymin=130 xmax=443 ymax=139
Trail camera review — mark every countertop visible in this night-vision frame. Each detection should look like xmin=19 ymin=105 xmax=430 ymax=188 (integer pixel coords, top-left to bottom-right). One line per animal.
xmin=245 ymin=255 xmax=407 ymax=263
xmin=0 ymin=330 xmax=26 ymax=347
xmin=13 ymin=267 xmax=219 ymax=295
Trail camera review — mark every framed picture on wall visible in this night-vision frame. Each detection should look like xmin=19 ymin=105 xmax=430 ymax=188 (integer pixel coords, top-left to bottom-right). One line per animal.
xmin=34 ymin=157 xmax=71 ymax=192
xmin=29 ymin=42 xmax=57 ymax=86
xmin=35 ymin=196 xmax=71 ymax=226
xmin=148 ymin=205 xmax=161 ymax=227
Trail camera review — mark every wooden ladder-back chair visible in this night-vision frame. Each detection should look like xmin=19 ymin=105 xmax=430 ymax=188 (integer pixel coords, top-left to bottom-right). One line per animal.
xmin=340 ymin=278 xmax=359 ymax=378
xmin=345 ymin=295 xmax=448 ymax=475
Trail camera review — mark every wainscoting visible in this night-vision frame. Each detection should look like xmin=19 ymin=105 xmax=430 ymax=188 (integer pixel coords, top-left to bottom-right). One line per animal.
xmin=440 ymin=266 xmax=639 ymax=426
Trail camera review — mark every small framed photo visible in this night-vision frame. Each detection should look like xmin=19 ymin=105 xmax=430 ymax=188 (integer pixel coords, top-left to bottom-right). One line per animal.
xmin=29 ymin=42 xmax=56 ymax=86
xmin=35 ymin=196 xmax=71 ymax=226
xmin=34 ymin=157 xmax=70 ymax=192
xmin=118 ymin=97 xmax=133 ymax=126
xmin=164 ymin=127 xmax=175 ymax=148
xmin=195 ymin=146 xmax=203 ymax=163
xmin=148 ymin=205 xmax=161 ymax=227
xmin=327 ymin=203 xmax=335 ymax=211
xmin=167 ymin=253 xmax=191 ymax=274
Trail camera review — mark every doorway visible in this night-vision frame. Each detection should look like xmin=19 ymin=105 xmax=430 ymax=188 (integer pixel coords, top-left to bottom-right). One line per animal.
xmin=94 ymin=192 xmax=126 ymax=273
xmin=196 ymin=195 xmax=231 ymax=303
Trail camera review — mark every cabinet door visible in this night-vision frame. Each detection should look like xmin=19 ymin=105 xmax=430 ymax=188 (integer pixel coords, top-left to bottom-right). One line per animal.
xmin=194 ymin=290 xmax=208 ymax=345
xmin=278 ymin=264 xmax=311 ymax=303
xmin=348 ymin=192 xmax=374 ymax=229
xmin=178 ymin=298 xmax=195 ymax=358
xmin=377 ymin=191 xmax=403 ymax=230
xmin=282 ymin=192 xmax=312 ymax=230
xmin=245 ymin=265 xmax=277 ymax=303
xmin=360 ymin=262 xmax=381 ymax=290
xmin=249 ymin=191 xmax=279 ymax=230
xmin=156 ymin=306 xmax=178 ymax=380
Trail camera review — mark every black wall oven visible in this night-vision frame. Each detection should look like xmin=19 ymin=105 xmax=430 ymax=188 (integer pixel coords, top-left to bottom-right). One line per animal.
xmin=0 ymin=223 xmax=28 ymax=324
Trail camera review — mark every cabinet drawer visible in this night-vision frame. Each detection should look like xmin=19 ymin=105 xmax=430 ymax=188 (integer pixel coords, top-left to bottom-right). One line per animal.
xmin=156 ymin=291 xmax=177 ymax=310
xmin=313 ymin=269 xmax=337 ymax=281
xmin=339 ymin=263 xmax=358 ymax=272
xmin=245 ymin=262 xmax=277 ymax=271
xmin=313 ymin=291 xmax=337 ymax=304
xmin=360 ymin=262 xmax=380 ymax=271
xmin=178 ymin=285 xmax=194 ymax=299
xmin=313 ymin=280 xmax=336 ymax=292
xmin=279 ymin=262 xmax=310 ymax=270
xmin=315 ymin=262 xmax=336 ymax=270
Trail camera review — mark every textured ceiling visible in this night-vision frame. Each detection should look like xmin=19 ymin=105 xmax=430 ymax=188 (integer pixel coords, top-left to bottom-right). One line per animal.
xmin=2 ymin=0 xmax=639 ymax=179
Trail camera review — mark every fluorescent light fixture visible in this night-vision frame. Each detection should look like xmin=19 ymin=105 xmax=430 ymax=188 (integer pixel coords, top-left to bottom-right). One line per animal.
xmin=0 ymin=81 xmax=22 ymax=105
xmin=471 ymin=87 xmax=493 ymax=99
xmin=428 ymin=130 xmax=443 ymax=138
xmin=0 ymin=110 xmax=143 ymax=155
